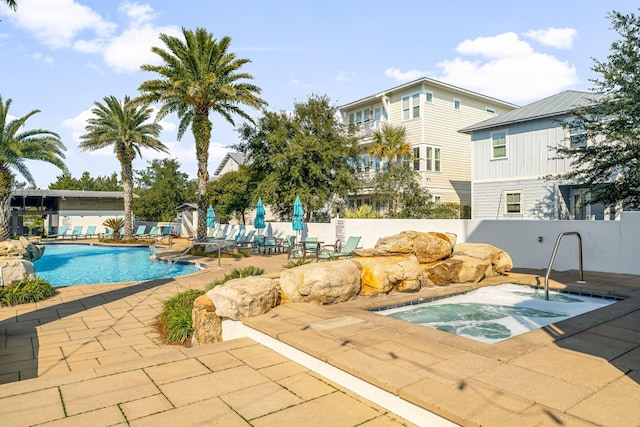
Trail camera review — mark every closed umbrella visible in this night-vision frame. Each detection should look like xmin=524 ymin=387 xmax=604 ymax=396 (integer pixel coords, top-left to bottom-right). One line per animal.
xmin=206 ymin=205 xmax=216 ymax=228
xmin=292 ymin=196 xmax=304 ymax=236
xmin=254 ymin=198 xmax=266 ymax=233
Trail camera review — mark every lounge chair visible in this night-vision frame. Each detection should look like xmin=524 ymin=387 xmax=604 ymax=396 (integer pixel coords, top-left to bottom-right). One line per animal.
xmin=47 ymin=225 xmax=68 ymax=239
xmin=78 ymin=225 xmax=98 ymax=239
xmin=140 ymin=226 xmax=159 ymax=237
xmin=63 ymin=226 xmax=84 ymax=240
xmin=132 ymin=225 xmax=147 ymax=238
xmin=253 ymin=234 xmax=265 ymax=252
xmin=237 ymin=230 xmax=256 ymax=248
xmin=319 ymin=236 xmax=362 ymax=260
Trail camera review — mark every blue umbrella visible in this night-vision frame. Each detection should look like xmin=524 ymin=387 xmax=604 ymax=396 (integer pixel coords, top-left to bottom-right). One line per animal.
xmin=254 ymin=198 xmax=266 ymax=232
xmin=292 ymin=196 xmax=304 ymax=231
xmin=206 ymin=205 xmax=216 ymax=228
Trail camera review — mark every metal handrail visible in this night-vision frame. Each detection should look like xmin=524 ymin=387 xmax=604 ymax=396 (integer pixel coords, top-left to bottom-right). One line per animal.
xmin=162 ymin=241 xmax=222 ymax=275
xmin=544 ymin=232 xmax=585 ymax=300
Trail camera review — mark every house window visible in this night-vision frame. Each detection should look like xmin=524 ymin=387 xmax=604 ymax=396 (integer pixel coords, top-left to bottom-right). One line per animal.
xmin=492 ymin=131 xmax=507 ymax=158
xmin=425 ymin=146 xmax=441 ymax=172
xmin=374 ymin=107 xmax=381 ymax=120
xmin=413 ymin=147 xmax=420 ymax=171
xmin=355 ymin=111 xmax=362 ymax=123
xmin=505 ymin=192 xmax=521 ymax=214
xmin=433 ymin=195 xmax=442 ymax=205
xmin=402 ymin=93 xmax=420 ymax=120
xmin=425 ymin=91 xmax=433 ymax=103
xmin=364 ymin=109 xmax=370 ymax=122
xmin=570 ymin=123 xmax=587 ymax=148
xmin=454 ymin=98 xmax=461 ymax=110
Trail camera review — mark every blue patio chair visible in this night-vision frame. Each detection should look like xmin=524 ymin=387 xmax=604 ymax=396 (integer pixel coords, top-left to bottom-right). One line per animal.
xmin=132 ymin=225 xmax=147 ymax=238
xmin=99 ymin=227 xmax=113 ymax=238
xmin=263 ymin=236 xmax=277 ymax=254
xmin=64 ymin=226 xmax=84 ymax=240
xmin=78 ymin=225 xmax=98 ymax=239
xmin=141 ymin=226 xmax=159 ymax=237
xmin=47 ymin=225 xmax=68 ymax=239
xmin=237 ymin=230 xmax=256 ymax=248
xmin=302 ymin=237 xmax=319 ymax=258
xmin=319 ymin=236 xmax=362 ymax=260
xmin=253 ymin=234 xmax=265 ymax=252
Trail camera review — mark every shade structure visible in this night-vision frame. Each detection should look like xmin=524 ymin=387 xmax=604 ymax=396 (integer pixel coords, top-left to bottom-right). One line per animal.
xmin=206 ymin=205 xmax=216 ymax=228
xmin=292 ymin=196 xmax=304 ymax=231
xmin=253 ymin=198 xmax=266 ymax=230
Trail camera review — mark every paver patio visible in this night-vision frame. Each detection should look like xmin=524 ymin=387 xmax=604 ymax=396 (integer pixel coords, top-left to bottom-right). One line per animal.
xmin=0 ymin=238 xmax=639 ymax=426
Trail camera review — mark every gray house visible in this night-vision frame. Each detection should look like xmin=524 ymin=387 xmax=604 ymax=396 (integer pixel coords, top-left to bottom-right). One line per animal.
xmin=460 ymin=90 xmax=612 ymax=220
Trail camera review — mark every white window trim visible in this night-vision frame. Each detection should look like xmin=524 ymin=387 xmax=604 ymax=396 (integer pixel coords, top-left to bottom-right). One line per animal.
xmin=432 ymin=194 xmax=442 ymax=205
xmin=453 ymin=98 xmax=461 ymax=110
xmin=402 ymin=92 xmax=421 ymax=121
xmin=569 ymin=122 xmax=587 ymax=148
xmin=424 ymin=145 xmax=441 ymax=172
xmin=504 ymin=190 xmax=523 ymax=215
xmin=425 ymin=91 xmax=434 ymax=104
xmin=490 ymin=130 xmax=508 ymax=160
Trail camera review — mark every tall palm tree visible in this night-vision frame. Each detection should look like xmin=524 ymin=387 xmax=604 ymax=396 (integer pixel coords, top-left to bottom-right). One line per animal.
xmin=138 ymin=27 xmax=267 ymax=241
xmin=0 ymin=95 xmax=67 ymax=239
xmin=79 ymin=95 xmax=167 ymax=240
xmin=3 ymin=0 xmax=17 ymax=11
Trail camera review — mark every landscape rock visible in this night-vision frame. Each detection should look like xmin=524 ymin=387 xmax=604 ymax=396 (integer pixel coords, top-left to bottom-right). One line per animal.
xmin=453 ymin=242 xmax=513 ymax=275
xmin=207 ymin=276 xmax=280 ymax=320
xmin=424 ymin=258 xmax=464 ymax=286
xmin=279 ymin=260 xmax=361 ymax=304
xmin=0 ymin=237 xmax=45 ymax=262
xmin=450 ymin=255 xmax=491 ymax=283
xmin=0 ymin=259 xmax=36 ymax=285
xmin=191 ymin=295 xmax=222 ymax=346
xmin=353 ymin=231 xmax=453 ymax=264
xmin=352 ymin=255 xmax=422 ymax=295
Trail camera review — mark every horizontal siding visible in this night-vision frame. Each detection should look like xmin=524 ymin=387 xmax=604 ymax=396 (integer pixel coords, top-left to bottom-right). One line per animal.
xmin=473 ymin=179 xmax=559 ymax=219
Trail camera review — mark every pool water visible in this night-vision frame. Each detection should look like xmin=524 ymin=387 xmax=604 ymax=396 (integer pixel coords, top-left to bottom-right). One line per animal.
xmin=376 ymin=284 xmax=617 ymax=344
xmin=34 ymin=244 xmax=201 ymax=287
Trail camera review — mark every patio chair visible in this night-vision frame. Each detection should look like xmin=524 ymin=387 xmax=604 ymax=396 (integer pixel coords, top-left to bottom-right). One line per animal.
xmin=132 ymin=225 xmax=147 ymax=238
xmin=302 ymin=237 xmax=319 ymax=259
xmin=78 ymin=225 xmax=98 ymax=239
xmin=263 ymin=236 xmax=277 ymax=254
xmin=140 ymin=226 xmax=159 ymax=237
xmin=46 ymin=225 xmax=68 ymax=239
xmin=253 ymin=234 xmax=265 ymax=252
xmin=99 ymin=227 xmax=113 ymax=238
xmin=319 ymin=236 xmax=362 ymax=260
xmin=281 ymin=235 xmax=297 ymax=258
xmin=63 ymin=226 xmax=84 ymax=240
xmin=237 ymin=230 xmax=255 ymax=249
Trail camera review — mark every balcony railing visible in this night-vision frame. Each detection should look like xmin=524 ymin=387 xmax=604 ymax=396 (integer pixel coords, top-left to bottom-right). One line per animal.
xmin=353 ymin=120 xmax=384 ymax=140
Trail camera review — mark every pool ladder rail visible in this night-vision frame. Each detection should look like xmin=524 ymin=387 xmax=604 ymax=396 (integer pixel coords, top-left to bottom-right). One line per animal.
xmin=161 ymin=241 xmax=223 ymax=276
xmin=544 ymin=231 xmax=586 ymax=300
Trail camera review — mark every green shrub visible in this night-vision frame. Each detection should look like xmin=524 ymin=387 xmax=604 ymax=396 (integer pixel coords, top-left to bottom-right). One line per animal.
xmin=0 ymin=277 xmax=56 ymax=306
xmin=283 ymin=258 xmax=312 ymax=269
xmin=157 ymin=289 xmax=204 ymax=344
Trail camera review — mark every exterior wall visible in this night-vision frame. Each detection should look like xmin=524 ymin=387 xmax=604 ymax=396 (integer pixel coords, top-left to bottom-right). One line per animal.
xmin=217 ymin=160 xmax=240 ymax=176
xmin=472 ymin=179 xmax=564 ymax=220
xmin=342 ymin=79 xmax=516 ymax=208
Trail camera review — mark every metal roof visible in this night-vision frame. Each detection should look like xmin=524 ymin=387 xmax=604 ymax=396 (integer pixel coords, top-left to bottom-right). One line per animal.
xmin=339 ymin=76 xmax=518 ymax=110
xmin=459 ymin=90 xmax=602 ymax=133
xmin=213 ymin=152 xmax=246 ymax=176
xmin=13 ymin=189 xmax=131 ymax=198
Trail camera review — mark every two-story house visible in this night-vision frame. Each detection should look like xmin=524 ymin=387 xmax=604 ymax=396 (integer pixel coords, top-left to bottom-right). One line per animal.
xmin=460 ymin=90 xmax=611 ymax=220
xmin=338 ymin=77 xmax=517 ymax=214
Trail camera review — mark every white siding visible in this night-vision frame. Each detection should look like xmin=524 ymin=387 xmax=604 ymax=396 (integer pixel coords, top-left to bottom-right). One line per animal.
xmin=473 ymin=179 xmax=561 ymax=220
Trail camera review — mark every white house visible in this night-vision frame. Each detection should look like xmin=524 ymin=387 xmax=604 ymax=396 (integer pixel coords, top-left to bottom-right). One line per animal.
xmin=460 ymin=90 xmax=611 ymax=220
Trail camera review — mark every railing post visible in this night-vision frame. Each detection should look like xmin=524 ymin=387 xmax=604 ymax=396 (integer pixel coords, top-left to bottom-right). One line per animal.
xmin=544 ymin=232 xmax=585 ymax=300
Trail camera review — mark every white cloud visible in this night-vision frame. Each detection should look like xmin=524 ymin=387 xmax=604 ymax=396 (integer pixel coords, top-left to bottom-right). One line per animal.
xmin=336 ymin=71 xmax=355 ymax=82
xmin=28 ymin=52 xmax=54 ymax=65
xmin=524 ymin=27 xmax=578 ymax=49
xmin=6 ymin=0 xmax=116 ymax=49
xmin=384 ymin=67 xmax=427 ymax=82
xmin=120 ymin=1 xmax=156 ymax=25
xmin=434 ymin=32 xmax=578 ymax=103
xmin=61 ymin=108 xmax=93 ymax=144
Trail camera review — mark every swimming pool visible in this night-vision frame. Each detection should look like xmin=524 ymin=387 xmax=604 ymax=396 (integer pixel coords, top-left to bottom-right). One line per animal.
xmin=33 ymin=244 xmax=202 ymax=287
xmin=375 ymin=284 xmax=618 ymax=344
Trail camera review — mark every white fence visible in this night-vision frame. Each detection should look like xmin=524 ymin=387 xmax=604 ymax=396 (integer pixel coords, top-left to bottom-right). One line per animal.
xmin=250 ymin=212 xmax=640 ymax=275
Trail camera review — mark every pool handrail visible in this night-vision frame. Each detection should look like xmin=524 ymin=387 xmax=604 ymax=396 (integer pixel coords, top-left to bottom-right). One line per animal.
xmin=544 ymin=231 xmax=585 ymax=300
xmin=162 ymin=241 xmax=222 ymax=275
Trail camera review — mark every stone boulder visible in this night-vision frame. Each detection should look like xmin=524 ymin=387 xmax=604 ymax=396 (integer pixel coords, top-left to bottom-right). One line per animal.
xmin=279 ymin=260 xmax=361 ymax=304
xmin=352 ymin=255 xmax=422 ymax=295
xmin=0 ymin=259 xmax=36 ymax=285
xmin=191 ymin=295 xmax=222 ymax=346
xmin=0 ymin=237 xmax=45 ymax=262
xmin=423 ymin=258 xmax=464 ymax=286
xmin=449 ymin=255 xmax=492 ymax=283
xmin=207 ymin=276 xmax=280 ymax=320
xmin=353 ymin=231 xmax=453 ymax=263
xmin=453 ymin=243 xmax=513 ymax=276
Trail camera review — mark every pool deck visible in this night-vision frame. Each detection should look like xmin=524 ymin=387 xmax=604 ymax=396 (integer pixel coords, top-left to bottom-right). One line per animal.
xmin=1 ymin=238 xmax=640 ymax=426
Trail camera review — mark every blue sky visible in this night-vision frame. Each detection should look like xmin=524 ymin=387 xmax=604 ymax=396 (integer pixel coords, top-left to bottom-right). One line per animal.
xmin=0 ymin=0 xmax=637 ymax=188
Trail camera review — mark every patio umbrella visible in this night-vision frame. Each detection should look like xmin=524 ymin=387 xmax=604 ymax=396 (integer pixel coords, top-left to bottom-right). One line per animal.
xmin=206 ymin=205 xmax=216 ymax=228
xmin=254 ymin=198 xmax=266 ymax=233
xmin=292 ymin=196 xmax=304 ymax=237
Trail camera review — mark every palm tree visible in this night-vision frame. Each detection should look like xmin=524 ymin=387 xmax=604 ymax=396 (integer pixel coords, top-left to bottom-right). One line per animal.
xmin=3 ymin=0 xmax=17 ymax=11
xmin=79 ymin=95 xmax=167 ymax=240
xmin=368 ymin=124 xmax=412 ymax=165
xmin=0 ymin=95 xmax=67 ymax=239
xmin=138 ymin=27 xmax=267 ymax=241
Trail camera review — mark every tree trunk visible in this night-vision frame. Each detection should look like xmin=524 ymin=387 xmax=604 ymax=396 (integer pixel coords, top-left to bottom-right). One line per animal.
xmin=121 ymin=161 xmax=134 ymax=240
xmin=0 ymin=168 xmax=14 ymax=240
xmin=193 ymin=113 xmax=212 ymax=242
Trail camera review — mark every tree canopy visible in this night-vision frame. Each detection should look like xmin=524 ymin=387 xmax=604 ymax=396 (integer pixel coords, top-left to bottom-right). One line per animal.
xmin=206 ymin=165 xmax=256 ymax=224
xmin=554 ymin=10 xmax=640 ymax=209
xmin=134 ymin=158 xmax=196 ymax=222
xmin=49 ymin=171 xmax=121 ymax=191
xmin=234 ymin=94 xmax=359 ymax=220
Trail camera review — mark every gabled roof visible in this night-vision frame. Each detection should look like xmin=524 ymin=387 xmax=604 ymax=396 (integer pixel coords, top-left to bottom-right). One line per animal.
xmin=339 ymin=76 xmax=518 ymax=111
xmin=213 ymin=152 xmax=246 ymax=176
xmin=459 ymin=90 xmax=602 ymax=133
